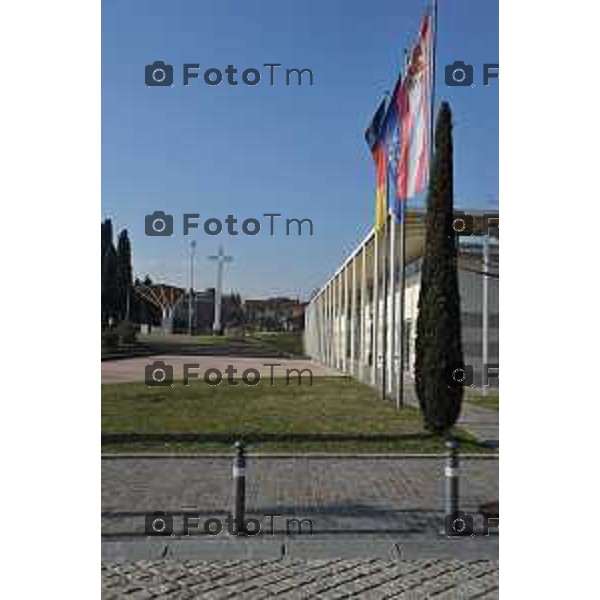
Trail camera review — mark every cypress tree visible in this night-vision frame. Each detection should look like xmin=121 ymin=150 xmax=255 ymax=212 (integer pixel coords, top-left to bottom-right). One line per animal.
xmin=414 ymin=102 xmax=463 ymax=434
xmin=101 ymin=219 xmax=118 ymax=324
xmin=116 ymin=229 xmax=133 ymax=320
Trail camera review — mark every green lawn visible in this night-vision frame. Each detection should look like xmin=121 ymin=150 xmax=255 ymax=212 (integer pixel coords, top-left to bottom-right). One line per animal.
xmin=246 ymin=331 xmax=304 ymax=356
xmin=137 ymin=332 xmax=235 ymax=347
xmin=465 ymin=390 xmax=499 ymax=411
xmin=102 ymin=376 xmax=488 ymax=454
xmin=136 ymin=331 xmax=302 ymax=354
xmin=194 ymin=334 xmax=234 ymax=346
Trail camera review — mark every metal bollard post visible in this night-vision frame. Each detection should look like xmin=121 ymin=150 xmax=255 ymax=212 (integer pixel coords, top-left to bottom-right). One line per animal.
xmin=232 ymin=440 xmax=246 ymax=535
xmin=445 ymin=438 xmax=459 ymax=517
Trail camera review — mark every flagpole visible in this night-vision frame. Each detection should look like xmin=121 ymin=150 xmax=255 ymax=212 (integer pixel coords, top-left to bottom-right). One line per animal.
xmin=372 ymin=225 xmax=379 ymax=388
xmin=397 ymin=1 xmax=438 ymax=409
xmin=430 ymin=0 xmax=438 ymax=156
xmin=397 ymin=197 xmax=406 ymax=409
xmin=381 ymin=211 xmax=388 ymax=400
xmin=380 ymin=166 xmax=393 ymax=401
xmin=388 ymin=205 xmax=396 ymax=405
xmin=396 ymin=43 xmax=411 ymax=411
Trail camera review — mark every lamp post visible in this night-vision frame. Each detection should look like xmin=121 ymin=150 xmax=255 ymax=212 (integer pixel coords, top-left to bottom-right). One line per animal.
xmin=482 ymin=236 xmax=489 ymax=394
xmin=208 ymin=246 xmax=233 ymax=335
xmin=188 ymin=240 xmax=196 ymax=336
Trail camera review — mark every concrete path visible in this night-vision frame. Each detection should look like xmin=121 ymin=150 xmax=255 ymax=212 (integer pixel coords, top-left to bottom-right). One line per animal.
xmin=102 ymin=356 xmax=341 ymax=384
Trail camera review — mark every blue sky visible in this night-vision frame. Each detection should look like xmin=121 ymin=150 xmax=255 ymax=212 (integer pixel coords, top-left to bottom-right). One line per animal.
xmin=102 ymin=0 xmax=498 ymax=299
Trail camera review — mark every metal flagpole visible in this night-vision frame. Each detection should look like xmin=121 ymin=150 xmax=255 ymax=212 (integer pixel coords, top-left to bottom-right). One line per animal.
xmin=372 ymin=228 xmax=379 ymax=387
xmin=399 ymin=0 xmax=438 ymax=408
xmin=188 ymin=240 xmax=196 ymax=335
xmin=430 ymin=0 xmax=438 ymax=149
xmin=482 ymin=235 xmax=489 ymax=394
xmin=397 ymin=197 xmax=406 ymax=409
xmin=360 ymin=240 xmax=367 ymax=382
xmin=381 ymin=210 xmax=388 ymax=400
xmin=397 ymin=44 xmax=410 ymax=411
xmin=388 ymin=207 xmax=396 ymax=405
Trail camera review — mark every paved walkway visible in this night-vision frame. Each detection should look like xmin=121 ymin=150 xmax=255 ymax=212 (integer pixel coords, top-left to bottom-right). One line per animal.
xmin=102 ymin=558 xmax=499 ymax=599
xmin=102 ymin=456 xmax=498 ymax=594
xmin=102 ymin=457 xmax=498 ymax=556
xmin=102 ymin=356 xmax=340 ymax=384
xmin=400 ymin=377 xmax=499 ymax=446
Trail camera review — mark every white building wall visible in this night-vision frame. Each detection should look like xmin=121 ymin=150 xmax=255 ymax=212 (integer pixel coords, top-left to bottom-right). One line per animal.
xmin=304 ymin=228 xmax=499 ymax=398
xmin=401 ymin=252 xmax=499 ymax=389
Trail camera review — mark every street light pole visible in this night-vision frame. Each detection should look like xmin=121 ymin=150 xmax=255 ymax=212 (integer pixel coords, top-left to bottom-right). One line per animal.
xmin=482 ymin=236 xmax=489 ymax=394
xmin=188 ymin=240 xmax=196 ymax=336
xmin=208 ymin=245 xmax=233 ymax=335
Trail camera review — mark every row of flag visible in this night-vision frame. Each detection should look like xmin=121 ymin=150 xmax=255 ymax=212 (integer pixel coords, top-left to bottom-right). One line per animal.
xmin=365 ymin=12 xmax=433 ymax=231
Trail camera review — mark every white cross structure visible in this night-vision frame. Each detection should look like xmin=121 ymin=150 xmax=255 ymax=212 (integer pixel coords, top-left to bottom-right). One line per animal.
xmin=208 ymin=245 xmax=233 ymax=334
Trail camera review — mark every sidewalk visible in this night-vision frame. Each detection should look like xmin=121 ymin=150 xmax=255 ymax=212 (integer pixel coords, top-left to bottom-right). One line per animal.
xmin=102 ymin=456 xmax=498 ymax=561
xmin=102 ymin=558 xmax=499 ymax=599
xmin=102 ymin=355 xmax=340 ymax=384
xmin=401 ymin=378 xmax=499 ymax=446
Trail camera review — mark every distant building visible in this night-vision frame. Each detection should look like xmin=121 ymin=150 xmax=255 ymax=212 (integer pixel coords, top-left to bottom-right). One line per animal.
xmin=174 ymin=289 xmax=244 ymax=333
xmin=244 ymin=298 xmax=306 ymax=331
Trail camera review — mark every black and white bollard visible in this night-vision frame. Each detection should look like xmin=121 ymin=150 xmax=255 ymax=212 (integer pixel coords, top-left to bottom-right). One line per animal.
xmin=232 ymin=440 xmax=246 ymax=534
xmin=445 ymin=438 xmax=460 ymax=517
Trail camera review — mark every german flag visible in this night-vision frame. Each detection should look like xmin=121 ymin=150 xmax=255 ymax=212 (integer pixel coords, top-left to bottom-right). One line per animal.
xmin=365 ymin=98 xmax=388 ymax=232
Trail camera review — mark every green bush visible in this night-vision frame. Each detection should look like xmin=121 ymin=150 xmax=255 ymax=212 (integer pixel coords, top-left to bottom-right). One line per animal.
xmin=116 ymin=320 xmax=136 ymax=345
xmin=102 ymin=329 xmax=118 ymax=349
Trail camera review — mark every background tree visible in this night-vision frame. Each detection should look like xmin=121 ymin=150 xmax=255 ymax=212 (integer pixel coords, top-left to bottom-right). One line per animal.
xmin=226 ymin=292 xmax=245 ymax=327
xmin=101 ymin=219 xmax=118 ymax=324
xmin=116 ymin=229 xmax=133 ymax=320
xmin=132 ymin=275 xmax=154 ymax=325
xmin=414 ymin=102 xmax=464 ymax=434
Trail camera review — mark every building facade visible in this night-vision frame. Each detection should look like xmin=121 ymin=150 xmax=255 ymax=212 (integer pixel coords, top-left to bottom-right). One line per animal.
xmin=304 ymin=210 xmax=499 ymax=403
xmin=244 ymin=298 xmax=305 ymax=331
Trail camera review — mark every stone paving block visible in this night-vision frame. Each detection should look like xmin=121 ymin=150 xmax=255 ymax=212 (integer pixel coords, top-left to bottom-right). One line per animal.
xmin=101 ymin=559 xmax=499 ymax=599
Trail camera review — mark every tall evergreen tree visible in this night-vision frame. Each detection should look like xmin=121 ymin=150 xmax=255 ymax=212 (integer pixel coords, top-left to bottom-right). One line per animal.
xmin=101 ymin=219 xmax=118 ymax=324
xmin=414 ymin=102 xmax=464 ymax=434
xmin=116 ymin=229 xmax=133 ymax=320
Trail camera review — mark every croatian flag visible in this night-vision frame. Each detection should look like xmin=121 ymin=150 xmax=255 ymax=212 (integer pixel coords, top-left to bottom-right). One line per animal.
xmin=396 ymin=14 xmax=432 ymax=204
